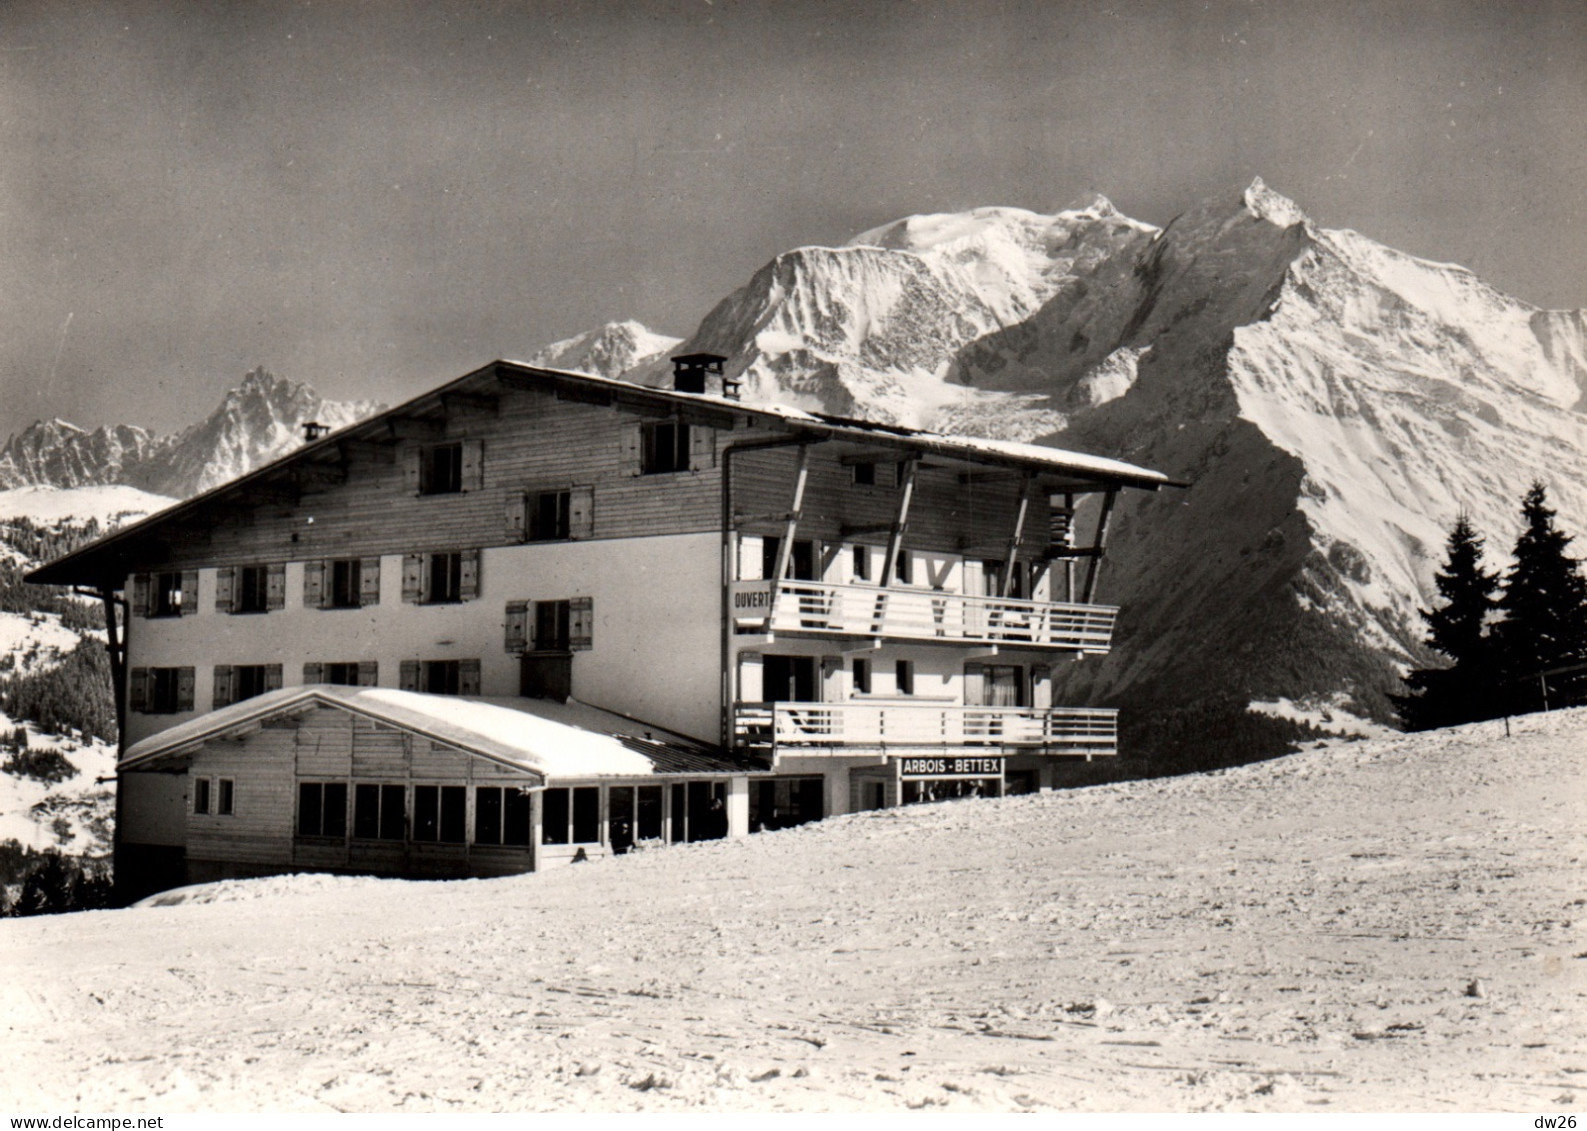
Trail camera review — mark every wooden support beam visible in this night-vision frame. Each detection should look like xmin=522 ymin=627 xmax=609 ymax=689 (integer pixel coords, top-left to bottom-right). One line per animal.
xmin=878 ymin=456 xmax=919 ymax=590
xmin=1000 ymin=472 xmax=1035 ymax=598
xmin=1080 ymin=487 xmax=1119 ymax=604
xmin=763 ymin=444 xmax=811 ymax=624
xmin=92 ymin=587 xmax=127 ymax=743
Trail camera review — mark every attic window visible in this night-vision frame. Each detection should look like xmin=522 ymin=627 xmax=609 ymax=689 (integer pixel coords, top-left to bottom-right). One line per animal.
xmin=421 ymin=443 xmax=464 ymax=495
xmin=641 ymin=421 xmax=690 ymax=475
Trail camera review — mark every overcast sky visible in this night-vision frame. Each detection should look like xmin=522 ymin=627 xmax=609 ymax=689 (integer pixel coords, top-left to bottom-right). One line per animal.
xmin=1 ymin=0 xmax=1582 ymax=440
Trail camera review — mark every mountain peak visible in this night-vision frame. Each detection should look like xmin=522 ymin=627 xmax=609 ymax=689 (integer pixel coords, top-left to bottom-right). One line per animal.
xmin=1243 ymin=177 xmax=1308 ymax=228
xmin=1061 ymin=191 xmax=1120 ymax=218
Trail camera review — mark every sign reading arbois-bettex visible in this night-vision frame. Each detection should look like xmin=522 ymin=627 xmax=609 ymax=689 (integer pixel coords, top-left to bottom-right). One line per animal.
xmin=897 ymin=756 xmax=1005 ymax=779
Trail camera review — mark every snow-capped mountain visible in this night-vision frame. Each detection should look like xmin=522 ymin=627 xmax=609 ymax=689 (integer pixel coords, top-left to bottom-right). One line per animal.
xmin=526 ymin=320 xmax=681 ymax=381
xmin=0 ymin=368 xmax=380 ymax=499
xmin=636 ymin=180 xmax=1587 ymax=756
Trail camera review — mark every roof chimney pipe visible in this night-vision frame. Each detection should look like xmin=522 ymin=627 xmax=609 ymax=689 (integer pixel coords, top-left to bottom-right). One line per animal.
xmin=302 ymin=421 xmax=330 ymax=442
xmin=670 ymin=353 xmax=738 ymax=400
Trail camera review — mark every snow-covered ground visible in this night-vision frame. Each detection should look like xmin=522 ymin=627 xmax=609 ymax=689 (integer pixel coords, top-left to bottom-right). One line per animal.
xmin=0 ymin=610 xmax=84 ymax=671
xmin=3 ymin=709 xmax=1583 ymax=1112
xmin=0 ymin=710 xmax=115 ymax=854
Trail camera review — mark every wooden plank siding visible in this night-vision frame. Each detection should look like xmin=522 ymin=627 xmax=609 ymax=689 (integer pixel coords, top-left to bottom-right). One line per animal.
xmin=153 ymin=388 xmax=742 ymax=571
xmin=185 ymin=730 xmax=296 ymax=868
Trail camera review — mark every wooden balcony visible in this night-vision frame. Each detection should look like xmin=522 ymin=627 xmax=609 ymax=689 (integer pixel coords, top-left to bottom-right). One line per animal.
xmin=730 ymin=580 xmax=1117 ymax=652
xmin=733 ymin=701 xmax=1118 ymax=756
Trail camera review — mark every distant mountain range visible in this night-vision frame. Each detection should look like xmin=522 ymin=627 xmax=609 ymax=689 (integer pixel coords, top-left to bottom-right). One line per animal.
xmin=6 ymin=179 xmax=1584 ymax=763
xmin=0 ymin=368 xmax=379 ymax=500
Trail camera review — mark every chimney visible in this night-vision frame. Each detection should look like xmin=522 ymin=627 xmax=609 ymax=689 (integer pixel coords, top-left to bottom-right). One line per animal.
xmin=302 ymin=421 xmax=330 ymax=442
xmin=670 ymin=353 xmax=738 ymax=400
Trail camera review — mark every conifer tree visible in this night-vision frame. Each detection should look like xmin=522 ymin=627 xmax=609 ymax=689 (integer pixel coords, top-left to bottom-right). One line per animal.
xmin=1392 ymin=513 xmax=1501 ymax=730
xmin=1493 ymin=482 xmax=1587 ymax=711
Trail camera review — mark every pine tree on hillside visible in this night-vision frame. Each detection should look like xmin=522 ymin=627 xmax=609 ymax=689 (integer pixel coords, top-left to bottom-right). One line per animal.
xmin=1492 ymin=482 xmax=1587 ymax=711
xmin=1392 ymin=513 xmax=1502 ymax=730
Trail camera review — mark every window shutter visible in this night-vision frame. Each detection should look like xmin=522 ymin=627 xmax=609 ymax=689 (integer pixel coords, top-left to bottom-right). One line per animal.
xmin=401 ymin=553 xmax=424 ymax=603
xmin=505 ymin=490 xmax=527 ymax=543
xmin=619 ymin=426 xmax=642 ymax=477
xmin=821 ymin=655 xmax=843 ymax=702
xmin=570 ymin=596 xmax=594 ymax=651
xmin=177 ymin=667 xmax=196 ymax=712
xmin=688 ymin=424 xmax=714 ymax=471
xmin=129 ymin=667 xmax=149 ymax=712
xmin=264 ymin=664 xmax=283 ymax=692
xmin=399 ymin=660 xmax=420 ymax=692
xmin=360 ymin=557 xmax=381 ymax=605
xmin=526 ymin=600 xmax=539 ymax=651
xmin=737 ymin=652 xmax=763 ymax=701
xmin=303 ymin=560 xmax=325 ymax=609
xmin=738 ymin=535 xmax=764 ymax=581
xmin=303 ymin=662 xmax=324 ymax=684
xmin=215 ymin=567 xmax=235 ymax=613
xmin=1031 ymin=664 xmax=1052 ymax=710
xmin=461 ymin=439 xmax=484 ymax=491
xmin=504 ymin=600 xmax=528 ymax=654
xmin=357 ymin=660 xmax=378 ymax=686
xmin=403 ymin=447 xmax=422 ymax=495
xmin=132 ymin=574 xmax=150 ymax=617
xmin=569 ymin=486 xmax=594 ymax=540
xmin=180 ymin=570 xmax=199 ymax=616
xmin=212 ymin=665 xmax=233 ymax=709
xmin=459 ymin=658 xmax=482 ymax=696
xmin=962 ymin=662 xmax=985 ymax=707
xmin=266 ymin=563 xmax=286 ymax=610
xmin=459 ymin=549 xmax=480 ymax=601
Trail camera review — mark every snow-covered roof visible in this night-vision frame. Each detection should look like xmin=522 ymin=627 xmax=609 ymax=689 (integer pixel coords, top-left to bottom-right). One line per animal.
xmin=29 ymin=358 xmax=1174 ymax=587
xmin=120 ymin=685 xmax=743 ymax=780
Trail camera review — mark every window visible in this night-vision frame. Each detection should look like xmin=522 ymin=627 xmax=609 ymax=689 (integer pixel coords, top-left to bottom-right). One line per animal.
xmin=420 ymin=442 xmax=463 ymax=495
xmin=330 ymin=558 xmax=362 ymax=608
xmin=895 ymin=550 xmax=913 ymax=585
xmin=852 ymin=545 xmax=870 ymax=582
xmin=193 ymin=777 xmax=211 ymax=815
xmin=402 ymin=550 xmax=478 ymax=604
xmin=318 ymin=656 xmax=374 ymax=685
xmin=851 ymin=461 xmax=877 ymax=487
xmin=641 ymin=421 xmax=690 ymax=474
xmin=152 ymin=571 xmax=184 ymax=617
xmin=475 ymin=786 xmax=532 ymax=847
xmin=297 ymin=782 xmax=348 ymax=837
xmin=236 ymin=566 xmax=270 ymax=613
xmin=636 ymin=785 xmax=663 ymax=841
xmin=534 ymin=600 xmax=571 ymax=652
xmin=541 ymin=787 xmax=571 ymax=845
xmin=354 ymin=783 xmax=406 ymax=840
xmin=896 ymin=659 xmax=915 ymax=695
xmin=428 ymin=552 xmax=462 ymax=604
xmin=413 ymin=785 xmax=467 ymax=844
xmin=540 ymin=786 xmax=600 ymax=845
xmin=234 ymin=665 xmax=272 ymax=702
xmin=131 ymin=666 xmax=195 ymax=714
xmin=422 ymin=660 xmax=460 ymax=695
xmin=851 ymin=460 xmax=902 ymax=487
xmin=529 ymin=491 xmax=570 ymax=541
xmin=217 ymin=778 xmax=234 ymax=817
xmin=762 ymin=537 xmax=816 ymax=581
xmin=853 ymin=657 xmax=872 ymax=695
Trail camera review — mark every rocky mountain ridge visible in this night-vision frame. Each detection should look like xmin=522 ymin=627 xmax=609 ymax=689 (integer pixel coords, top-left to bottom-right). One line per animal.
xmin=0 ymin=368 xmax=380 ymax=499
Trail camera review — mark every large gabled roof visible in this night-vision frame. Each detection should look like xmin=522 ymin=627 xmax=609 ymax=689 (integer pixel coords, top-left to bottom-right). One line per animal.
xmin=28 ymin=359 xmax=1177 ymax=588
xmin=120 ymin=685 xmax=748 ymax=779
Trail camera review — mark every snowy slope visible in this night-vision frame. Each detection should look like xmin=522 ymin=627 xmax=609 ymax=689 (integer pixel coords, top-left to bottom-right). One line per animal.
xmin=0 ymin=710 xmax=114 ymax=854
xmin=0 ymin=484 xmax=176 ymax=525
xmin=3 ymin=707 xmax=1581 ymax=1112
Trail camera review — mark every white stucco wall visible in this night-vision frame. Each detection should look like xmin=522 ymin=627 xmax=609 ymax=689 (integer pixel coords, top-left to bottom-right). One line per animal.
xmin=122 ymin=532 xmax=723 ymax=746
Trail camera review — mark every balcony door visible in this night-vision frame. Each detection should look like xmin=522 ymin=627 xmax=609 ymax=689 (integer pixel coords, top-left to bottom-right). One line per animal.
xmin=762 ymin=537 xmax=817 ymax=581
xmin=966 ymin=663 xmax=1027 ymax=707
xmin=762 ymin=654 xmax=817 ymax=702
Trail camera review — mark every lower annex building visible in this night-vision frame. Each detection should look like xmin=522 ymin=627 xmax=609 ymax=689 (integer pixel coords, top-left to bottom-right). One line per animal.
xmin=29 ymin=355 xmax=1176 ymax=900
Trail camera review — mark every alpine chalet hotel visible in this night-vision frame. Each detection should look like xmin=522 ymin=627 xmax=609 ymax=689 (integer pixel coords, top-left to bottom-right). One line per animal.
xmin=30 ymin=356 xmax=1174 ymax=900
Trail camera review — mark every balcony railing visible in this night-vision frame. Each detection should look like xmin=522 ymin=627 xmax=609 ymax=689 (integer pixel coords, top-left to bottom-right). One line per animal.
xmin=730 ymin=580 xmax=1117 ymax=652
xmin=734 ymin=701 xmax=1118 ymax=755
